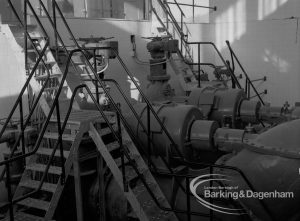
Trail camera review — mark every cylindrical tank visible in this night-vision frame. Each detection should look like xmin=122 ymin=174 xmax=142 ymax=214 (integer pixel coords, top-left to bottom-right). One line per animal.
xmin=187 ymin=87 xmax=245 ymax=128
xmin=214 ymin=128 xmax=258 ymax=153
xmin=125 ymin=103 xmax=203 ymax=158
xmin=220 ymin=119 xmax=300 ymax=221
xmin=190 ymin=120 xmax=219 ymax=151
xmin=239 ymin=99 xmax=261 ymax=124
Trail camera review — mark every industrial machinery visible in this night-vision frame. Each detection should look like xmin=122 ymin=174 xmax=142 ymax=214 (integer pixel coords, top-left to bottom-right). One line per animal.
xmin=219 ymin=119 xmax=300 ymax=221
xmin=1 ymin=0 xmax=300 ymax=221
xmin=144 ymin=37 xmax=178 ymax=101
xmin=144 ymin=37 xmax=300 ymax=130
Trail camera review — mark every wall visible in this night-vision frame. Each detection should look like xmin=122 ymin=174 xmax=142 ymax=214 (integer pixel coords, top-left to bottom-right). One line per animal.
xmin=208 ymin=0 xmax=300 ymax=106
xmin=0 ymin=24 xmax=28 ymax=162
xmin=0 ymin=25 xmax=28 ymax=120
xmin=0 ymin=0 xmax=22 ymax=24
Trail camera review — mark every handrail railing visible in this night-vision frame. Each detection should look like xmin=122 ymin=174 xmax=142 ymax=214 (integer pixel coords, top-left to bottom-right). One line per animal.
xmin=154 ymin=0 xmax=244 ymax=89
xmin=0 ymin=0 xmax=57 ymax=184
xmin=156 ymin=0 xmax=264 ymax=98
xmin=0 ymin=52 xmax=124 ymax=220
xmin=183 ymin=41 xmax=242 ymax=88
xmin=226 ymin=41 xmax=265 ymax=105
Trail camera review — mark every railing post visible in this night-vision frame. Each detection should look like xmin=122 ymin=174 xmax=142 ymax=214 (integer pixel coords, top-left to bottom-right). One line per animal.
xmin=226 ymin=60 xmax=236 ymax=89
xmin=5 ymin=163 xmax=14 ymax=221
xmin=117 ymin=103 xmax=128 ymax=192
xmin=186 ymin=177 xmax=191 ymax=221
xmin=180 ymin=13 xmax=184 ymax=54
xmin=56 ymin=102 xmax=65 ymax=185
xmin=147 ymin=105 xmax=151 ymax=168
xmin=192 ymin=0 xmax=195 ymax=23
xmin=24 ymin=0 xmax=28 ymax=73
xmin=225 ymin=40 xmax=264 ymax=104
xmin=197 ymin=44 xmax=201 ymax=88
xmin=245 ymin=79 xmax=248 ymax=99
xmin=52 ymin=0 xmax=58 ymax=61
xmin=19 ymin=99 xmax=25 ymax=165
xmin=93 ymin=49 xmax=100 ymax=104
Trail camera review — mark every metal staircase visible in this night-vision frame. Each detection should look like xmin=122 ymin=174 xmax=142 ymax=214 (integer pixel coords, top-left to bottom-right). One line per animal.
xmin=10 ymin=25 xmax=77 ymax=116
xmin=0 ymin=1 xmax=182 ymax=220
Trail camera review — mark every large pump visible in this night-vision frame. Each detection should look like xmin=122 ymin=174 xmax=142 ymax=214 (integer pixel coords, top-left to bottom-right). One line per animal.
xmin=219 ymin=119 xmax=300 ymax=221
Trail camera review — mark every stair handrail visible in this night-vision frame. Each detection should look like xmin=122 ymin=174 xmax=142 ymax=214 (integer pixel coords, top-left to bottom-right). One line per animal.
xmin=0 ymin=0 xmax=59 ymax=167
xmin=0 ymin=75 xmax=122 ymax=219
xmin=155 ymin=0 xmax=241 ymax=88
xmin=226 ymin=40 xmax=265 ymax=105
xmin=3 ymin=83 xmax=120 ymax=208
xmin=154 ymin=0 xmax=243 ymax=88
xmin=160 ymin=0 xmax=193 ymax=58
xmin=37 ymin=0 xmax=101 ymax=96
xmin=183 ymin=41 xmax=242 ymax=88
xmin=38 ymin=0 xmax=80 ymax=69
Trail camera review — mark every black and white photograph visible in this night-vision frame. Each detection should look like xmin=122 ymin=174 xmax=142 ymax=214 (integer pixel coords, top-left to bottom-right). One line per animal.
xmin=0 ymin=0 xmax=299 ymax=220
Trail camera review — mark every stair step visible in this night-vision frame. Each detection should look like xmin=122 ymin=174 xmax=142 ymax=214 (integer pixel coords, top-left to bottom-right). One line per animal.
xmin=2 ymin=212 xmax=45 ymax=221
xmin=35 ymin=73 xmax=61 ymax=80
xmin=27 ymin=48 xmax=39 ymax=53
xmin=43 ymin=85 xmax=68 ymax=92
xmin=17 ymin=197 xmax=50 ymax=211
xmin=99 ymin=125 xmax=117 ymax=136
xmin=26 ymin=163 xmax=62 ymax=175
xmin=125 ymin=166 xmax=147 ymax=181
xmin=115 ymin=157 xmax=129 ymax=167
xmin=37 ymin=147 xmax=70 ymax=158
xmin=106 ymin=141 xmax=120 ymax=152
xmin=53 ymin=110 xmax=116 ymax=124
xmin=43 ymin=132 xmax=76 ymax=141
xmin=73 ymin=61 xmax=85 ymax=65
xmin=19 ymin=179 xmax=57 ymax=193
xmin=29 ymin=61 xmax=56 ymax=67
xmin=30 ymin=36 xmax=46 ymax=41
xmin=115 ymin=153 xmax=140 ymax=167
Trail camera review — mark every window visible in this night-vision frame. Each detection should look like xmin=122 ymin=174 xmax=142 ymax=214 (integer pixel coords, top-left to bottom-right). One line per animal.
xmin=167 ymin=0 xmax=210 ymax=23
xmin=43 ymin=0 xmax=150 ymax=20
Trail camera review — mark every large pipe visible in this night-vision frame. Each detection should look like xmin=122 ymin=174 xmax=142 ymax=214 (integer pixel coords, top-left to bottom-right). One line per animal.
xmin=220 ymin=119 xmax=300 ymax=221
xmin=125 ymin=102 xmax=203 ymax=158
